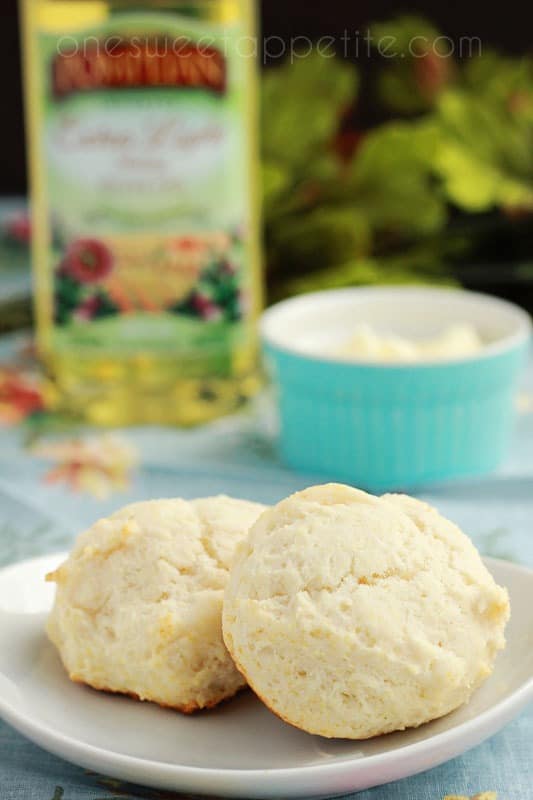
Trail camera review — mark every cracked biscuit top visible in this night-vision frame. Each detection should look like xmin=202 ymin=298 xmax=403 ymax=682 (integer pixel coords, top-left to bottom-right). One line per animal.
xmin=46 ymin=496 xmax=266 ymax=712
xmin=222 ymin=483 xmax=509 ymax=739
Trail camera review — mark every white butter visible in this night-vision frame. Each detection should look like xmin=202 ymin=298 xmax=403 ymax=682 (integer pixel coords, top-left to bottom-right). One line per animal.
xmin=336 ymin=322 xmax=483 ymax=362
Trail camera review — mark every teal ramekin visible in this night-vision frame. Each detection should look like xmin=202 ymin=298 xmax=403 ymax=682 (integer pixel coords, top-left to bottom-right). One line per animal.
xmin=261 ymin=287 xmax=531 ymax=491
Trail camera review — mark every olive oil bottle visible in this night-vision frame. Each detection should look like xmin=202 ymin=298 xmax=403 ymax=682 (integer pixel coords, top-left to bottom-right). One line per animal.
xmin=20 ymin=0 xmax=261 ymax=424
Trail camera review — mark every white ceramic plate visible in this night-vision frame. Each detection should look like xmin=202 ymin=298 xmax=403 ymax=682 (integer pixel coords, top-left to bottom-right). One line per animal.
xmin=0 ymin=554 xmax=532 ymax=799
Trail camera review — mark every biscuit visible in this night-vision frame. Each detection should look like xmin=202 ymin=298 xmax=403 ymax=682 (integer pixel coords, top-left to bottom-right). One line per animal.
xmin=47 ymin=496 xmax=266 ymax=712
xmin=223 ymin=483 xmax=509 ymax=738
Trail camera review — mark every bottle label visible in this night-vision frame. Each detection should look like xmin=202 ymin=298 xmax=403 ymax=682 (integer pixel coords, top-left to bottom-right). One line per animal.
xmin=36 ymin=8 xmax=255 ymax=358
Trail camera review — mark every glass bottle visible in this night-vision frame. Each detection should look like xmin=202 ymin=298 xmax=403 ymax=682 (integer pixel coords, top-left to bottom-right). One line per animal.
xmin=20 ymin=0 xmax=262 ymax=424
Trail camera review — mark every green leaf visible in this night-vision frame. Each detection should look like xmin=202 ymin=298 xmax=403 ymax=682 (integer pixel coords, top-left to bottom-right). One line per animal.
xmin=464 ymin=51 xmax=533 ymax=108
xmin=261 ymin=161 xmax=291 ymax=215
xmin=261 ymin=51 xmax=358 ymax=169
xmin=433 ymin=87 xmax=533 ymax=211
xmin=346 ymin=122 xmax=447 ymax=236
xmin=370 ymin=15 xmax=454 ymax=114
xmin=371 ymin=14 xmax=441 ymax=53
xmin=268 ymin=206 xmax=371 ymax=276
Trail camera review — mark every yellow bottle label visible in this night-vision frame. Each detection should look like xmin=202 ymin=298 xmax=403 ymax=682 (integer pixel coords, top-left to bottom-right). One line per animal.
xmin=28 ymin=4 xmax=258 ymax=363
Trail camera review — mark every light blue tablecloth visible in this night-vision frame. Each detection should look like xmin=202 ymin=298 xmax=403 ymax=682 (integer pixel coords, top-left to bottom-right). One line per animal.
xmin=0 ymin=332 xmax=532 ymax=799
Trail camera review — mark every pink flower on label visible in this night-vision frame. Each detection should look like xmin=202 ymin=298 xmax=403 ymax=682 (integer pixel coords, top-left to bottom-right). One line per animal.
xmin=63 ymin=238 xmax=114 ymax=283
xmin=191 ymin=292 xmax=222 ymax=320
xmin=73 ymin=295 xmax=101 ymax=322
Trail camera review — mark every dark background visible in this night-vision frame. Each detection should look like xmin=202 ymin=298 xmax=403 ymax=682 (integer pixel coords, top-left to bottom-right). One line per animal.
xmin=2 ymin=0 xmax=531 ymax=195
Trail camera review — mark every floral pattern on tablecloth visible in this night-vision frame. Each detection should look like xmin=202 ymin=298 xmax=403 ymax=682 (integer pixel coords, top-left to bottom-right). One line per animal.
xmin=0 ymin=334 xmax=139 ymax=497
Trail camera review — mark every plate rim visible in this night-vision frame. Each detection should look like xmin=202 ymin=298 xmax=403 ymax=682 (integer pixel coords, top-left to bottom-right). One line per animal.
xmin=1 ymin=552 xmax=532 ymax=795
